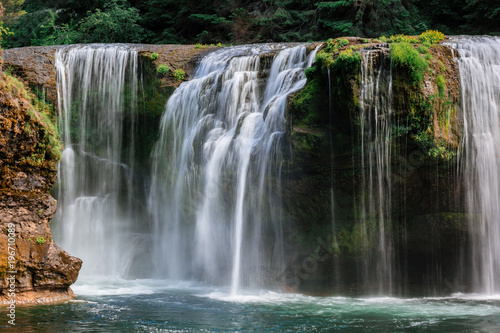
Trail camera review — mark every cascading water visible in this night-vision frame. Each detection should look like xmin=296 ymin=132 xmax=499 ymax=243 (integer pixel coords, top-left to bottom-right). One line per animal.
xmin=149 ymin=44 xmax=318 ymax=294
xmin=53 ymin=45 xmax=144 ymax=277
xmin=358 ymin=49 xmax=394 ymax=294
xmin=450 ymin=36 xmax=500 ymax=294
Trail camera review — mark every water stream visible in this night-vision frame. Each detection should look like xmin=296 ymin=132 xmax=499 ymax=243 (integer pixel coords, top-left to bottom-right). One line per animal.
xmin=149 ymin=44 xmax=319 ymax=294
xmin=53 ymin=44 xmax=142 ymax=277
xmin=450 ymin=36 xmax=500 ymax=294
xmin=358 ymin=49 xmax=394 ymax=294
xmin=39 ymin=38 xmax=500 ymax=332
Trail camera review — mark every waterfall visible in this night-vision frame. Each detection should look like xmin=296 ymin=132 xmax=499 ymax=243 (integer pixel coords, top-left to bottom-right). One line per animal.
xmin=450 ymin=36 xmax=500 ymax=294
xmin=358 ymin=49 xmax=394 ymax=294
xmin=53 ymin=45 xmax=143 ymax=277
xmin=149 ymin=44 xmax=318 ymax=294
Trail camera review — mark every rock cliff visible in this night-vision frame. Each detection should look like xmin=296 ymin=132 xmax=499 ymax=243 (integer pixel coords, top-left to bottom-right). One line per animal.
xmin=0 ymin=70 xmax=82 ymax=305
xmin=1 ymin=38 xmax=469 ymax=296
xmin=282 ymin=37 xmax=465 ymax=294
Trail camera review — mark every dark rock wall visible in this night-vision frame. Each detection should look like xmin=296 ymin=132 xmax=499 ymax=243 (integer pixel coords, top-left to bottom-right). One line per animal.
xmin=283 ymin=39 xmax=466 ymax=295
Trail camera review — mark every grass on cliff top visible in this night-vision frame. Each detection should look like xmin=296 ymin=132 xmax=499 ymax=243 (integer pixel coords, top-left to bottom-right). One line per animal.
xmin=390 ymin=42 xmax=428 ymax=83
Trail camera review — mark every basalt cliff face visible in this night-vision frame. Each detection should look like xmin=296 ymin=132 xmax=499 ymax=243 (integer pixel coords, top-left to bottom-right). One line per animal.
xmin=1 ymin=39 xmax=470 ymax=296
xmin=283 ymin=37 xmax=465 ymax=294
xmin=0 ymin=69 xmax=82 ymax=305
xmin=0 ymin=44 xmax=215 ymax=305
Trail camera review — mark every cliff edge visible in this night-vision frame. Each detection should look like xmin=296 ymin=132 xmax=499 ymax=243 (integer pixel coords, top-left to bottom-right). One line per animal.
xmin=0 ymin=69 xmax=82 ymax=305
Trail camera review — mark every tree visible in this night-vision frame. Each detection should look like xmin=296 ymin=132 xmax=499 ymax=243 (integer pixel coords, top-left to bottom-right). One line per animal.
xmin=464 ymin=0 xmax=500 ymax=34
xmin=1 ymin=0 xmax=26 ymax=24
xmin=317 ymin=0 xmax=419 ymax=37
xmin=78 ymin=0 xmax=145 ymax=43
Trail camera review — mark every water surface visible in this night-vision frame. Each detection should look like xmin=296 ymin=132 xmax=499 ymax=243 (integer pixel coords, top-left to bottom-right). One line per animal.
xmin=4 ymin=278 xmax=500 ymax=332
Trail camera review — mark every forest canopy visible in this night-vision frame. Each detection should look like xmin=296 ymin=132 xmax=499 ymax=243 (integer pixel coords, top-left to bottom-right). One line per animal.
xmin=1 ymin=0 xmax=499 ymax=48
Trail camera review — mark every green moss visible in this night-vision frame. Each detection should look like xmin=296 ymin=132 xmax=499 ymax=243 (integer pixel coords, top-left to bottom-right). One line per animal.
xmin=5 ymin=73 xmax=62 ymax=167
xmin=391 ymin=42 xmax=428 ymax=84
xmin=291 ymin=131 xmax=323 ymax=152
xmin=436 ymin=74 xmax=446 ymax=97
xmin=290 ymin=77 xmax=325 ymax=126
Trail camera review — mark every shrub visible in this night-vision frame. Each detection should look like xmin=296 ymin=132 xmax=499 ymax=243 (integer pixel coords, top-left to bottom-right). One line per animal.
xmin=334 ymin=48 xmax=361 ymax=70
xmin=304 ymin=66 xmax=317 ymax=79
xmin=173 ymin=69 xmax=185 ymax=81
xmin=157 ymin=64 xmax=170 ymax=75
xmin=391 ymin=42 xmax=428 ymax=83
xmin=151 ymin=52 xmax=159 ymax=60
xmin=419 ymin=30 xmax=444 ymax=44
xmin=337 ymin=38 xmax=349 ymax=47
xmin=315 ymin=51 xmax=333 ymax=68
xmin=324 ymin=37 xmax=350 ymax=54
xmin=36 ymin=236 xmax=45 ymax=244
xmin=338 ymin=48 xmax=354 ymax=61
xmin=389 ymin=34 xmax=419 ymax=43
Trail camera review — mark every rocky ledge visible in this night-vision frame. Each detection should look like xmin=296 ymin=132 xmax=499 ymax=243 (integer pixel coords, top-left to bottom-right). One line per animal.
xmin=2 ymin=44 xmax=216 ymax=106
xmin=0 ymin=69 xmax=82 ymax=306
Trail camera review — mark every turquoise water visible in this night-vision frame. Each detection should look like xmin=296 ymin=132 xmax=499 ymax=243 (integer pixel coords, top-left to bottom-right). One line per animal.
xmin=3 ymin=278 xmax=500 ymax=332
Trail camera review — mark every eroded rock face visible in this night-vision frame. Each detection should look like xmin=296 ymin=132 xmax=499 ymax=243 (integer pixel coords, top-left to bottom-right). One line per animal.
xmin=2 ymin=44 xmax=215 ymax=106
xmin=0 ymin=71 xmax=82 ymax=305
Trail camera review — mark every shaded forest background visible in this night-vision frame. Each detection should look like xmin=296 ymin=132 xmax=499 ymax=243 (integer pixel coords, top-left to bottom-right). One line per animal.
xmin=1 ymin=0 xmax=499 ymax=48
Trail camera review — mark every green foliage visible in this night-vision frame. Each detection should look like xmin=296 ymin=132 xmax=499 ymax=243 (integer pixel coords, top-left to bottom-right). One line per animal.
xmin=417 ymin=45 xmax=429 ymax=54
xmin=337 ymin=38 xmax=349 ymax=47
xmin=28 ymin=10 xmax=81 ymax=46
xmin=419 ymin=30 xmax=444 ymax=44
xmin=389 ymin=34 xmax=419 ymax=43
xmin=1 ymin=0 xmax=26 ymax=24
xmin=315 ymin=51 xmax=334 ymax=69
xmin=391 ymin=42 xmax=428 ymax=83
xmin=2 ymin=0 xmax=498 ymax=46
xmin=36 ymin=236 xmax=45 ymax=244
xmin=4 ymin=73 xmax=62 ymax=164
xmin=78 ymin=0 xmax=144 ymax=43
xmin=324 ymin=37 xmax=350 ymax=54
xmin=173 ymin=69 xmax=185 ymax=81
xmin=150 ymin=52 xmax=159 ymax=60
xmin=157 ymin=64 xmax=169 ymax=75
xmin=464 ymin=0 xmax=500 ymax=35
xmin=304 ymin=66 xmax=317 ymax=79
xmin=337 ymin=48 xmax=355 ymax=61
xmin=436 ymin=74 xmax=446 ymax=97
xmin=317 ymin=0 xmax=419 ymax=38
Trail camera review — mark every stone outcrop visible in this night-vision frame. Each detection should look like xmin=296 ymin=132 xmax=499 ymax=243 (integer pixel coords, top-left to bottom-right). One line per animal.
xmin=2 ymin=44 xmax=216 ymax=106
xmin=0 ymin=70 xmax=82 ymax=305
xmin=282 ymin=38 xmax=466 ymax=294
xmin=0 ymin=43 xmax=215 ymax=305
